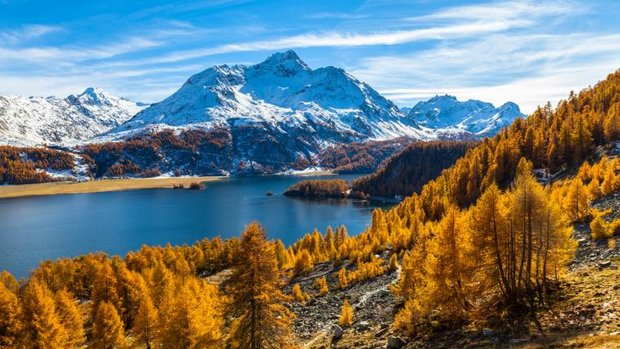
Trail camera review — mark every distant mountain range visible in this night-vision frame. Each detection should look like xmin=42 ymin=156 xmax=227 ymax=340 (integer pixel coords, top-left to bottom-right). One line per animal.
xmin=0 ymin=50 xmax=525 ymax=174
xmin=0 ymin=87 xmax=144 ymax=146
xmin=407 ymin=95 xmax=524 ymax=138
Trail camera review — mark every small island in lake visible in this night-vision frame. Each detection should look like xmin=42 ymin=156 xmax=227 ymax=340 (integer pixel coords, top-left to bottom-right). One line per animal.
xmin=283 ymin=179 xmax=366 ymax=199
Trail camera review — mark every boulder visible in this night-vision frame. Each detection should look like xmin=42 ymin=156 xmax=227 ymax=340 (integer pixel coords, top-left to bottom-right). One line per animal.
xmin=332 ymin=324 xmax=343 ymax=342
xmin=356 ymin=320 xmax=371 ymax=332
xmin=386 ymin=335 xmax=406 ymax=349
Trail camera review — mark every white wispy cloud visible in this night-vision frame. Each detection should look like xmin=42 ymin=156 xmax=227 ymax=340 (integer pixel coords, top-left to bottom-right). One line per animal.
xmin=0 ymin=24 xmax=61 ymax=45
xmin=306 ymin=12 xmax=369 ymax=20
xmin=412 ymin=0 xmax=580 ymax=22
xmin=93 ymin=0 xmax=578 ymax=68
xmin=0 ymin=37 xmax=160 ymax=62
xmin=104 ymin=19 xmax=532 ymax=67
xmin=354 ymin=32 xmax=620 ymax=112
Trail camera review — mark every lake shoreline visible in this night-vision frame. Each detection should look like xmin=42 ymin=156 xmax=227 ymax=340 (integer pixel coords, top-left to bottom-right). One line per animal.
xmin=0 ymin=170 xmax=341 ymax=199
xmin=0 ymin=176 xmax=223 ymax=199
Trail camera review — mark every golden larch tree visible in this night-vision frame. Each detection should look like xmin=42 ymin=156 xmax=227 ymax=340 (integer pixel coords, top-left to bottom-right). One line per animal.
xmin=338 ymin=299 xmax=354 ymax=327
xmin=0 ymin=281 xmax=24 ymax=348
xmin=54 ymin=289 xmax=85 ymax=348
xmin=92 ymin=301 xmax=126 ymax=349
xmin=292 ymin=283 xmax=310 ymax=304
xmin=132 ymin=291 xmax=159 ymax=349
xmin=226 ymin=222 xmax=295 ymax=349
xmin=338 ymin=268 xmax=348 ymax=289
xmin=315 ymin=277 xmax=328 ymax=296
xmin=91 ymin=262 xmax=121 ymax=319
xmin=161 ymin=278 xmax=223 ymax=348
xmin=21 ymin=279 xmax=68 ymax=348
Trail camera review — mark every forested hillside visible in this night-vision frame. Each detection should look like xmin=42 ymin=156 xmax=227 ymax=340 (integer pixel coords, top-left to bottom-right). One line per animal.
xmin=283 ymin=179 xmax=350 ymax=199
xmin=352 ymin=141 xmax=474 ymax=197
xmin=0 ymin=133 xmax=415 ymax=184
xmin=0 ymin=70 xmax=619 ymax=348
xmin=0 ymin=146 xmax=76 ymax=184
xmin=317 ymin=138 xmax=415 ymax=174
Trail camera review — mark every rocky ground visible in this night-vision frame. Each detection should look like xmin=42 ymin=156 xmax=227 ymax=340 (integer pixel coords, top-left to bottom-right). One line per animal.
xmin=571 ymin=192 xmax=620 ymax=269
xmin=294 ymin=195 xmax=620 ymax=349
xmin=287 ymin=254 xmax=400 ymax=346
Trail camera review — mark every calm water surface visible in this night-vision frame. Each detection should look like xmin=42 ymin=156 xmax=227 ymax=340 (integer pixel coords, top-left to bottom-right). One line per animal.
xmin=0 ymin=174 xmax=385 ymax=277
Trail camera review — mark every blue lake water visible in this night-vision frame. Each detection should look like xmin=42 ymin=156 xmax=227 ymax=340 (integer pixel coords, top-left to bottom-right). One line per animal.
xmin=0 ymin=175 xmax=383 ymax=278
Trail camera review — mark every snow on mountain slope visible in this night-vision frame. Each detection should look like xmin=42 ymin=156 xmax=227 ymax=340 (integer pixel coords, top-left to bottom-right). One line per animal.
xmin=111 ymin=50 xmax=429 ymax=143
xmin=0 ymin=87 xmax=144 ymax=146
xmin=408 ymin=95 xmax=524 ymax=137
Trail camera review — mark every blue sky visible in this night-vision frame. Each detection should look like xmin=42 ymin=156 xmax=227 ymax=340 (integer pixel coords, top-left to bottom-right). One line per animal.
xmin=0 ymin=0 xmax=619 ymax=113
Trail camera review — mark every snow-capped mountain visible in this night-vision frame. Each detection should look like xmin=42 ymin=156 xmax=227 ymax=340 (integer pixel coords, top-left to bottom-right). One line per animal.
xmin=111 ymin=50 xmax=428 ymax=143
xmin=0 ymin=51 xmax=526 ymax=176
xmin=407 ymin=95 xmax=524 ymax=138
xmin=0 ymin=87 xmax=144 ymax=146
xmin=92 ymin=51 xmax=524 ymax=174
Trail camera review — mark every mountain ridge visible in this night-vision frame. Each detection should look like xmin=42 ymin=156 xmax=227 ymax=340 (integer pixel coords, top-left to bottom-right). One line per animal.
xmin=0 ymin=50 xmax=525 ymax=176
xmin=0 ymin=87 xmax=144 ymax=146
xmin=111 ymin=50 xmax=428 ymax=143
xmin=407 ymin=94 xmax=524 ymax=137
xmin=0 ymin=51 xmax=524 ymax=151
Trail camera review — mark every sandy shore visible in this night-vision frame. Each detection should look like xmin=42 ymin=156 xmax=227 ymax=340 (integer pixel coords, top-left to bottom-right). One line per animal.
xmin=0 ymin=176 xmax=223 ymax=199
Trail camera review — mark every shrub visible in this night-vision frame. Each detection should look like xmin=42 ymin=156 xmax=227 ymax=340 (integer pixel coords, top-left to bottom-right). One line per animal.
xmin=292 ymin=283 xmax=310 ymax=304
xmin=339 ymin=299 xmax=354 ymax=327
xmin=189 ymin=182 xmax=204 ymax=190
xmin=314 ymin=277 xmax=328 ymax=296
xmin=293 ymin=250 xmax=314 ymax=276
xmin=338 ymin=268 xmax=348 ymax=289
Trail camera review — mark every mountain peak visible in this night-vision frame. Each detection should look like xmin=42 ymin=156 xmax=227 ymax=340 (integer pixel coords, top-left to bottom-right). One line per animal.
xmin=499 ymin=101 xmax=520 ymax=110
xmin=78 ymin=87 xmax=110 ymax=103
xmin=255 ymin=50 xmax=310 ymax=76
xmin=265 ymin=49 xmax=304 ymax=63
xmin=429 ymin=94 xmax=457 ymax=102
xmin=409 ymin=95 xmax=524 ymax=137
xmin=0 ymin=88 xmax=143 ymax=146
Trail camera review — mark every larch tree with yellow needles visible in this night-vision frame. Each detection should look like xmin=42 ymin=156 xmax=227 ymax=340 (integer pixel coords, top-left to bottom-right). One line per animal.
xmin=91 ymin=301 xmax=126 ymax=349
xmin=21 ymin=279 xmax=68 ymax=348
xmin=226 ymin=222 xmax=295 ymax=349
xmin=132 ymin=291 xmax=159 ymax=349
xmin=315 ymin=277 xmax=328 ymax=296
xmin=339 ymin=299 xmax=354 ymax=328
xmin=0 ymin=280 xmax=23 ymax=348
xmin=338 ymin=267 xmax=348 ymax=289
xmin=292 ymin=283 xmax=310 ymax=304
xmin=54 ymin=289 xmax=85 ymax=348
